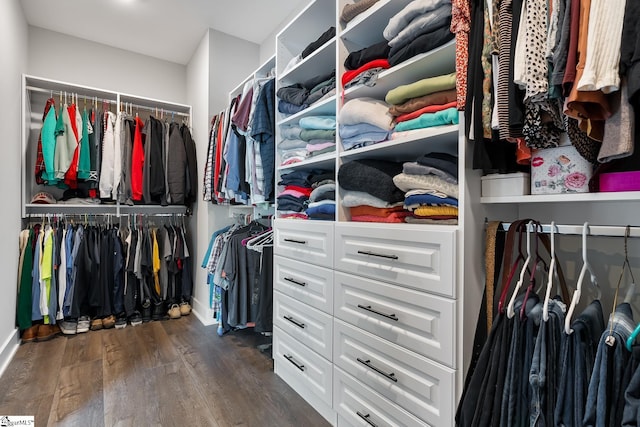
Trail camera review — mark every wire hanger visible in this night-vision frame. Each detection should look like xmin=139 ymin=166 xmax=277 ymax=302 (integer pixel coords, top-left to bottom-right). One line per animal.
xmin=564 ymin=222 xmax=602 ymax=334
xmin=507 ymin=220 xmax=534 ymax=319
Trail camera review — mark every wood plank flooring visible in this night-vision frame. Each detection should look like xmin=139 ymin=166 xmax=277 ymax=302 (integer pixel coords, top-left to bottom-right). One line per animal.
xmin=0 ymin=316 xmax=331 ymax=427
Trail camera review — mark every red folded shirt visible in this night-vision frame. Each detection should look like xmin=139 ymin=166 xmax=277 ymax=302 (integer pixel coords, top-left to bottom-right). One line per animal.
xmin=393 ymin=101 xmax=458 ymax=123
xmin=342 ymin=59 xmax=391 ymax=87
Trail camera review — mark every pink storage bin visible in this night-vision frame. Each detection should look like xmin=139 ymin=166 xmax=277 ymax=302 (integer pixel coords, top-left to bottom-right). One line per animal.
xmin=599 ymin=171 xmax=640 ymax=192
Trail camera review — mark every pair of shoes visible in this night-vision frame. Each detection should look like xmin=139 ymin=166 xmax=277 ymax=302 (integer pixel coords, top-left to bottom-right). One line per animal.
xmin=90 ymin=318 xmax=103 ymax=331
xmin=142 ymin=299 xmax=152 ymax=323
xmin=77 ymin=315 xmax=91 ymax=333
xmin=102 ymin=315 xmax=116 ymax=329
xmin=36 ymin=324 xmax=60 ymax=341
xmin=179 ymin=301 xmax=192 ymax=316
xmin=168 ymin=304 xmax=181 ymax=319
xmin=129 ymin=311 xmax=143 ymax=326
xmin=21 ymin=325 xmax=39 ymax=343
xmin=115 ymin=313 xmax=127 ymax=329
xmin=152 ymin=301 xmax=169 ymax=321
xmin=59 ymin=319 xmax=78 ymax=335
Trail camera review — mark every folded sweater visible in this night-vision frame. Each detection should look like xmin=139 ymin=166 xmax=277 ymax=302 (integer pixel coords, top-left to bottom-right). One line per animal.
xmin=342 ymin=59 xmax=391 ymax=87
xmin=339 ymin=97 xmax=394 ymax=130
xmin=395 ymin=101 xmax=457 ymax=123
xmin=393 ymin=107 xmax=459 ymax=132
xmin=389 ymin=23 xmax=454 ymax=67
xmin=385 ymin=72 xmax=457 ymax=105
xmin=389 ymin=89 xmax=457 ymax=116
xmin=341 ymin=189 xmax=405 ymax=208
xmin=344 ymin=40 xmax=391 ymax=70
xmin=338 ymin=159 xmax=405 ymax=203
xmin=393 ymin=172 xmax=459 ymax=198
xmin=384 ymin=0 xmax=452 ymax=40
xmin=299 ymin=116 xmax=337 ymax=130
xmin=388 ymin=3 xmax=453 ymax=49
xmin=341 ymin=0 xmax=380 ymax=24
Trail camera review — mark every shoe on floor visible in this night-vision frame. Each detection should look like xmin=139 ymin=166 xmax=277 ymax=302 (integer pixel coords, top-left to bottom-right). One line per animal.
xmin=179 ymin=301 xmax=192 ymax=316
xmin=21 ymin=325 xmax=39 ymax=343
xmin=114 ymin=314 xmax=127 ymax=329
xmin=141 ymin=305 xmax=152 ymax=323
xmin=152 ymin=301 xmax=169 ymax=321
xmin=36 ymin=324 xmax=60 ymax=341
xmin=77 ymin=315 xmax=91 ymax=333
xmin=168 ymin=304 xmax=181 ymax=319
xmin=102 ymin=315 xmax=116 ymax=329
xmin=90 ymin=317 xmax=103 ymax=331
xmin=129 ymin=311 xmax=143 ymax=327
xmin=59 ymin=319 xmax=78 ymax=335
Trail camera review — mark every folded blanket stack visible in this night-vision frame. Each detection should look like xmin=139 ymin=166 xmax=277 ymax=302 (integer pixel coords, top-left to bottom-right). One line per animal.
xmin=339 ymin=97 xmax=393 ymax=151
xmin=277 ymin=169 xmax=333 ymax=219
xmin=393 ymin=152 xmax=459 ymax=224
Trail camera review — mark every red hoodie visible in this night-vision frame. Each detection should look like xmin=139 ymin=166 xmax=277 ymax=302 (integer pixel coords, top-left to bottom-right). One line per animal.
xmin=131 ymin=116 xmax=145 ymax=201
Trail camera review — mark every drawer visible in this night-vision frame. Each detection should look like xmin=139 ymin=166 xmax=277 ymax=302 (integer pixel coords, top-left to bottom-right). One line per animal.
xmin=274 ymin=291 xmax=333 ymax=360
xmin=334 ymin=223 xmax=456 ymax=297
xmin=334 ymin=367 xmax=429 ymax=427
xmin=273 ymin=327 xmax=335 ymax=424
xmin=334 ymin=319 xmax=455 ymax=426
xmin=274 ymin=255 xmax=333 ymax=314
xmin=274 ymin=219 xmax=334 ymax=268
xmin=334 ymin=271 xmax=456 ymax=368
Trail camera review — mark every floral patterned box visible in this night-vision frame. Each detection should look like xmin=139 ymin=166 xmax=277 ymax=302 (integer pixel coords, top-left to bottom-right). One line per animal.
xmin=531 ymin=145 xmax=593 ymax=194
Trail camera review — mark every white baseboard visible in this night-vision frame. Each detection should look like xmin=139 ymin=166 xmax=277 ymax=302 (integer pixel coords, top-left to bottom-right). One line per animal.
xmin=0 ymin=328 xmax=20 ymax=380
xmin=191 ymin=297 xmax=216 ymax=326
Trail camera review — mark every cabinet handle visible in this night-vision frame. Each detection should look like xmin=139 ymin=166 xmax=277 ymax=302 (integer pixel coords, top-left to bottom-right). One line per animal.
xmin=284 ymin=238 xmax=307 ymax=245
xmin=356 ymin=411 xmax=378 ymax=427
xmin=357 ymin=250 xmax=399 ymax=260
xmin=357 ymin=304 xmax=399 ymax=321
xmin=283 ymin=315 xmax=305 ymax=329
xmin=284 ymin=277 xmax=306 ymax=287
xmin=356 ymin=357 xmax=398 ymax=383
xmin=283 ymin=354 xmax=305 ymax=371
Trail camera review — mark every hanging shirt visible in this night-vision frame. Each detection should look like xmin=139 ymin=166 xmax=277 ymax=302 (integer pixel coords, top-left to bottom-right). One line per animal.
xmin=113 ymin=111 xmax=123 ymax=201
xmin=57 ymin=227 xmax=67 ymax=320
xmin=77 ymin=109 xmax=92 ymax=181
xmin=40 ymin=226 xmax=54 ymax=322
xmin=31 ymin=228 xmax=43 ymax=321
xmin=152 ymin=228 xmax=161 ymax=296
xmin=64 ymin=104 xmax=82 ymax=188
xmin=54 ymin=105 xmax=78 ymax=181
xmin=37 ymin=98 xmax=57 ymax=184
xmin=131 ymin=116 xmax=145 ymax=201
xmin=99 ymin=111 xmax=117 ymax=198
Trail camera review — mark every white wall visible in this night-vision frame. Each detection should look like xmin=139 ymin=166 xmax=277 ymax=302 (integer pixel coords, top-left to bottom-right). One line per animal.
xmin=0 ymin=0 xmax=28 ymax=377
xmin=259 ymin=1 xmax=313 ymax=63
xmin=28 ymin=26 xmax=187 ymax=104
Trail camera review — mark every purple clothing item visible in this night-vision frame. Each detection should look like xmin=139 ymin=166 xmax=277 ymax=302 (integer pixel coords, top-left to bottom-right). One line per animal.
xmin=231 ymin=87 xmax=254 ymax=132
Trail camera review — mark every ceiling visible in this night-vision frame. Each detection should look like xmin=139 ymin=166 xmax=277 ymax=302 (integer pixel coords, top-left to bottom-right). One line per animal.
xmin=20 ymin=0 xmax=310 ymax=65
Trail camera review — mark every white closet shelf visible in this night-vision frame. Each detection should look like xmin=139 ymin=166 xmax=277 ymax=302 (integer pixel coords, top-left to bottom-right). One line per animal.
xmin=481 ymin=191 xmax=640 ymax=204
xmin=276 ymin=0 xmax=336 ymax=59
xmin=339 ymin=0 xmax=414 ymax=48
xmin=278 ymin=37 xmax=337 ymax=86
xmin=277 ymin=152 xmax=336 ymax=172
xmin=340 ymin=124 xmax=459 ymax=162
xmin=277 ymin=95 xmax=337 ymax=127
xmin=25 ymin=75 xmax=117 ymax=101
xmin=343 ymin=40 xmax=456 ymax=102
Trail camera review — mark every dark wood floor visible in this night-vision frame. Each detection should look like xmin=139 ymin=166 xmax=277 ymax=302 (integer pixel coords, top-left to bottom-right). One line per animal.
xmin=0 ymin=316 xmax=331 ymax=427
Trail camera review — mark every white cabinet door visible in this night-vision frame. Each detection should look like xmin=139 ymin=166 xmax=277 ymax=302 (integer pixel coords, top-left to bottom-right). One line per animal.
xmin=334 ymin=319 xmax=455 ymax=426
xmin=334 ymin=271 xmax=456 ymax=368
xmin=274 ymin=255 xmax=333 ymax=314
xmin=274 ymin=291 xmax=333 ymax=360
xmin=334 ymin=223 xmax=456 ymax=297
xmin=274 ymin=219 xmax=334 ymax=268
xmin=334 ymin=367 xmax=430 ymax=427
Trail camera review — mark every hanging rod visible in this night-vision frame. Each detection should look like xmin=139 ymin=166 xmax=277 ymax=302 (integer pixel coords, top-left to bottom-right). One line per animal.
xmin=26 ymin=85 xmax=115 ymax=104
xmin=118 ymin=101 xmax=190 ymax=118
xmin=500 ymin=222 xmax=640 ymax=238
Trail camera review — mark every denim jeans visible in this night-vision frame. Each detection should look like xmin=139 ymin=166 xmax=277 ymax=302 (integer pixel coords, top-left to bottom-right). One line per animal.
xmin=622 ymin=346 xmax=640 ymax=426
xmin=583 ymin=303 xmax=634 ymax=426
xmin=554 ymin=299 xmax=605 ymax=427
xmin=529 ymin=298 xmax=566 ymax=426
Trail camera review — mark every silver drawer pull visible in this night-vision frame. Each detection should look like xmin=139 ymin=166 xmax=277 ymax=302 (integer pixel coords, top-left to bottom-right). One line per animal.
xmin=283 ymin=315 xmax=305 ymax=329
xmin=356 ymin=411 xmax=378 ymax=427
xmin=284 ymin=277 xmax=306 ymax=287
xmin=357 ymin=304 xmax=399 ymax=321
xmin=283 ymin=354 xmax=305 ymax=371
xmin=284 ymin=238 xmax=307 ymax=245
xmin=357 ymin=250 xmax=398 ymax=260
xmin=356 ymin=357 xmax=398 ymax=383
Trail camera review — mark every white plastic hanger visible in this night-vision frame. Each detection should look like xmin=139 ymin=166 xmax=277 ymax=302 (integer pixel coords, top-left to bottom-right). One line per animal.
xmin=507 ymin=220 xmax=533 ymax=319
xmin=542 ymin=222 xmax=558 ymax=322
xmin=564 ymin=222 xmax=601 ymax=334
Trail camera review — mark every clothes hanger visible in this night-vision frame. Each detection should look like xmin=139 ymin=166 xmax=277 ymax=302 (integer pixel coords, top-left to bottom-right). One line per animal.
xmin=543 ymin=222 xmax=559 ymax=322
xmin=564 ymin=222 xmax=601 ymax=334
xmin=497 ymin=219 xmax=532 ymax=314
xmin=507 ymin=220 xmax=534 ymax=319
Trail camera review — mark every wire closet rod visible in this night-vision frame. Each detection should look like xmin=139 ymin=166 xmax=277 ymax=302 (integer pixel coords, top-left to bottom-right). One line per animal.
xmin=500 ymin=222 xmax=640 ymax=238
xmin=26 ymin=85 xmax=115 ymax=104
xmin=118 ymin=101 xmax=190 ymax=118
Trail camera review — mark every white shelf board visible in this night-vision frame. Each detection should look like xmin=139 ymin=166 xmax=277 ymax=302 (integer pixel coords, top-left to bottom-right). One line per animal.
xmin=278 ymin=37 xmax=337 ymax=86
xmin=339 ymin=124 xmax=458 ymax=162
xmin=343 ymin=40 xmax=456 ymax=101
xmin=277 ymin=95 xmax=337 ymax=126
xmin=277 ymin=152 xmax=336 ymax=171
xmin=481 ymin=191 xmax=640 ymax=204
xmin=277 ymin=0 xmax=336 ymax=55
xmin=340 ymin=0 xmax=414 ymax=48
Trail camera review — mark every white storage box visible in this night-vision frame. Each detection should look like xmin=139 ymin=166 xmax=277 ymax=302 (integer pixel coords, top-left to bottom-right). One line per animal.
xmin=481 ymin=172 xmax=531 ymax=197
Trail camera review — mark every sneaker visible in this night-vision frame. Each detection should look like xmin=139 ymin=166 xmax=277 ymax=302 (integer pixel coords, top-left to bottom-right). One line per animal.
xmin=152 ymin=301 xmax=169 ymax=321
xmin=179 ymin=301 xmax=192 ymax=316
xmin=21 ymin=324 xmax=39 ymax=342
xmin=129 ymin=311 xmax=143 ymax=327
xmin=168 ymin=304 xmax=181 ymax=319
xmin=141 ymin=305 xmax=152 ymax=323
xmin=90 ymin=318 xmax=103 ymax=331
xmin=114 ymin=314 xmax=127 ymax=329
xmin=59 ymin=319 xmax=78 ymax=335
xmin=77 ymin=315 xmax=91 ymax=333
xmin=102 ymin=315 xmax=116 ymax=329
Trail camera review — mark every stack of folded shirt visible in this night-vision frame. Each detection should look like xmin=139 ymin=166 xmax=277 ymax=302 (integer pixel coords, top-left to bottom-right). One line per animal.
xmin=299 ymin=116 xmax=337 ymax=158
xmin=340 ymin=0 xmax=381 ymax=25
xmin=383 ymin=0 xmax=454 ymax=66
xmin=342 ymin=40 xmax=391 ymax=89
xmin=277 ymin=169 xmax=333 ymax=219
xmin=338 ymin=159 xmax=410 ymax=223
xmin=392 ymin=152 xmax=459 ymax=224
xmin=306 ymin=178 xmax=336 ymax=220
xmin=385 ymin=73 xmax=459 ymax=135
xmin=339 ymin=97 xmax=393 ymax=150
xmin=277 ymin=71 xmax=337 ymax=117
xmin=278 ymin=124 xmax=307 ymax=166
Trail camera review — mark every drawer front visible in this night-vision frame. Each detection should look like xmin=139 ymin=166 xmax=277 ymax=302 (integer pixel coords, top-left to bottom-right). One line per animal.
xmin=334 ymin=319 xmax=455 ymax=425
xmin=334 ymin=271 xmax=456 ymax=368
xmin=274 ymin=219 xmax=334 ymax=268
xmin=274 ymin=255 xmax=333 ymax=314
xmin=273 ymin=327 xmax=333 ymax=413
xmin=334 ymin=223 xmax=456 ymax=297
xmin=334 ymin=367 xmax=429 ymax=427
xmin=274 ymin=291 xmax=333 ymax=360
